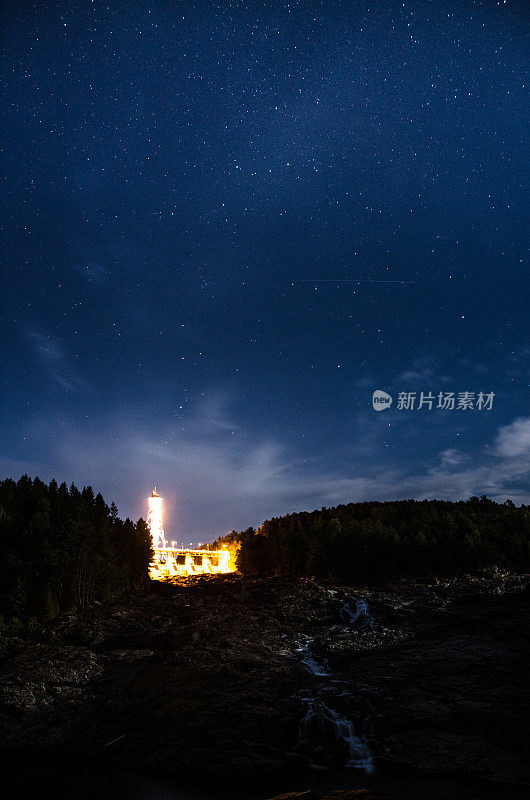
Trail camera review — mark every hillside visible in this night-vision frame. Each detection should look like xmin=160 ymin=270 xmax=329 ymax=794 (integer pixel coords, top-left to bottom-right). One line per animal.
xmin=217 ymin=498 xmax=530 ymax=583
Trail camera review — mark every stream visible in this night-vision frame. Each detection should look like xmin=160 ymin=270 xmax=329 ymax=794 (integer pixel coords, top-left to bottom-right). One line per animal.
xmin=292 ymin=594 xmax=376 ymax=772
xmin=3 ymin=580 xmax=529 ymax=799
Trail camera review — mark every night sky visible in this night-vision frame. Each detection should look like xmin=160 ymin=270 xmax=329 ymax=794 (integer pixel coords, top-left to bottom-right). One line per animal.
xmin=1 ymin=1 xmax=528 ymax=543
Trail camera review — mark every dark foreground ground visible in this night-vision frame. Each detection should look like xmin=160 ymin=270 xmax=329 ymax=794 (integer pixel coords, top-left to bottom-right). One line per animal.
xmin=0 ymin=571 xmax=529 ymax=800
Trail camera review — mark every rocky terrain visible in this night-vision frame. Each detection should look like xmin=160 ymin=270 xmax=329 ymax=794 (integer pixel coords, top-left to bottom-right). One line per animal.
xmin=0 ymin=571 xmax=529 ymax=798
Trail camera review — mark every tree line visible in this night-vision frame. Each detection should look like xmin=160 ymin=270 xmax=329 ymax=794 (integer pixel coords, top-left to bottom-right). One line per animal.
xmin=220 ymin=497 xmax=530 ymax=583
xmin=0 ymin=475 xmax=153 ymax=622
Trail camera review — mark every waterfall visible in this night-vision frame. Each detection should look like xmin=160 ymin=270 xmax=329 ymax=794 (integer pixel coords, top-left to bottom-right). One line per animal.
xmin=293 ymin=600 xmax=375 ymax=773
xmin=326 ymin=705 xmax=373 ymax=771
xmin=298 ymin=698 xmax=374 ymax=773
xmin=301 ymin=652 xmax=331 ymax=677
xmin=339 ymin=598 xmax=375 ymax=629
xmin=295 ymin=637 xmax=331 ymax=677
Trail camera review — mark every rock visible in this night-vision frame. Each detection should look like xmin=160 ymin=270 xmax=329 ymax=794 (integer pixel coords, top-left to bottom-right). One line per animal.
xmin=0 ymin=573 xmax=529 ymax=789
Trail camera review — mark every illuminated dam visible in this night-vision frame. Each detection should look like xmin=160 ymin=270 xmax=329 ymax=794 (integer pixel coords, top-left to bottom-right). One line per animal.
xmin=146 ymin=488 xmax=235 ymax=579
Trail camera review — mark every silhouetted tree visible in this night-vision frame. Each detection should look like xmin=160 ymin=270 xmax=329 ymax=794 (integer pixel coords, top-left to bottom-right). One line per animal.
xmin=0 ymin=476 xmax=154 ymax=622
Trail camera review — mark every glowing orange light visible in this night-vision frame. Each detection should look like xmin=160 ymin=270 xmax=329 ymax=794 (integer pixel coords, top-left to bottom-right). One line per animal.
xmin=146 ymin=488 xmax=236 ymax=579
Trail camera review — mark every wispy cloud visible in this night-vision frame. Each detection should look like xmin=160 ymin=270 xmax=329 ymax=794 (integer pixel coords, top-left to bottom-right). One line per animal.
xmin=23 ymin=326 xmax=90 ymax=392
xmin=492 ymin=417 xmax=530 ymax=459
xmin=438 ymin=448 xmax=470 ymax=467
xmin=1 ymin=389 xmax=529 ymax=541
xmin=396 ymin=357 xmax=454 ymax=385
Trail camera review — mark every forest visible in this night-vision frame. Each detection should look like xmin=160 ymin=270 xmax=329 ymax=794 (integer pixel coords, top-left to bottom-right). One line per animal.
xmin=219 ymin=497 xmax=530 ymax=584
xmin=0 ymin=475 xmax=153 ymax=622
xmin=3 ymin=476 xmax=530 ymax=623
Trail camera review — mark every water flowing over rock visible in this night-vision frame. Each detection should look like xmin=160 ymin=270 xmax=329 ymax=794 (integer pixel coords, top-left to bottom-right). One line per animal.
xmin=298 ymin=699 xmax=373 ymax=772
xmin=339 ymin=600 xmax=375 ymax=629
xmin=0 ymin=572 xmax=529 ymax=795
xmin=293 ymin=603 xmax=374 ymax=772
xmin=295 ymin=637 xmax=331 ymax=678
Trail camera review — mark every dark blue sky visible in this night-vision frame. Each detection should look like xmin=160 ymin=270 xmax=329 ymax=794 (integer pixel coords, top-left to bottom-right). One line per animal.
xmin=1 ymin=0 xmax=528 ymax=543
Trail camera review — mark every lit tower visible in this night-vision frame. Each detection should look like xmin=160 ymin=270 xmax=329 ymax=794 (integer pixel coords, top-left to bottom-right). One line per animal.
xmin=147 ymin=487 xmax=166 ymax=550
